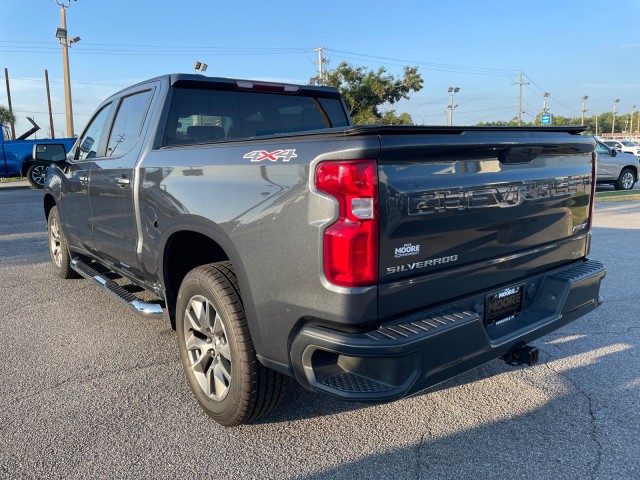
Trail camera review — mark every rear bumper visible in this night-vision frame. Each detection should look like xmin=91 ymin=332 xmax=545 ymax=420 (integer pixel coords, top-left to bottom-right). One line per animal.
xmin=289 ymin=259 xmax=605 ymax=401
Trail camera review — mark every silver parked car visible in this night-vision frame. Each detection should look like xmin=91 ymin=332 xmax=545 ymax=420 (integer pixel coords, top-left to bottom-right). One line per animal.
xmin=595 ymin=140 xmax=638 ymax=190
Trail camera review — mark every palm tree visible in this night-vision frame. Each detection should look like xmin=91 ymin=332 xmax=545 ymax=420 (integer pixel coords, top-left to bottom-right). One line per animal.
xmin=0 ymin=105 xmax=15 ymax=126
xmin=0 ymin=105 xmax=15 ymax=140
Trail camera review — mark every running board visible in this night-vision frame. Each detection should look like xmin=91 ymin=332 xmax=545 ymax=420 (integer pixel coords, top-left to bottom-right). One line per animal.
xmin=70 ymin=258 xmax=164 ymax=318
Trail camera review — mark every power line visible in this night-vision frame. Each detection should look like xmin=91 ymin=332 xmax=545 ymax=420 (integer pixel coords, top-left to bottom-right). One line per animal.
xmin=6 ymin=76 xmax=128 ymax=87
xmin=12 ymin=109 xmax=92 ymax=116
xmin=456 ymin=105 xmax=522 ymax=115
xmin=463 ymin=107 xmax=516 ymax=125
xmin=0 ymin=40 xmax=310 ymax=51
xmin=523 ymin=72 xmax=579 ymax=116
xmin=326 ymin=48 xmax=519 ymax=76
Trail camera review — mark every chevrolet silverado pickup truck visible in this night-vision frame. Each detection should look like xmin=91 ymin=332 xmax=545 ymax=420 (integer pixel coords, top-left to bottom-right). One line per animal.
xmin=35 ymin=74 xmax=606 ymax=426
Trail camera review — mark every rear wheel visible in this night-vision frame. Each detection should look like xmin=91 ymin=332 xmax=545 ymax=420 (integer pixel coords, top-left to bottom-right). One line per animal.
xmin=27 ymin=163 xmax=48 ymax=189
xmin=614 ymin=168 xmax=636 ymax=191
xmin=47 ymin=206 xmax=79 ymax=279
xmin=176 ymin=262 xmax=288 ymax=426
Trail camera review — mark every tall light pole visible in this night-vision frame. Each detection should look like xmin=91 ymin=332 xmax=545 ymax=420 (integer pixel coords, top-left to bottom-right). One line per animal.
xmin=542 ymin=92 xmax=550 ymax=114
xmin=447 ymin=86 xmax=459 ymax=126
xmin=56 ymin=0 xmax=79 ymax=138
xmin=581 ymin=95 xmax=589 ymax=127
xmin=595 ymin=113 xmax=599 ymax=137
xmin=630 ymin=105 xmax=636 ymax=136
xmin=611 ymin=98 xmax=620 ymax=136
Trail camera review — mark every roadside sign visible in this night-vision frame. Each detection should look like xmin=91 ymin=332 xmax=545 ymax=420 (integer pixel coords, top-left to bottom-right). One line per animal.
xmin=541 ymin=113 xmax=552 ymax=125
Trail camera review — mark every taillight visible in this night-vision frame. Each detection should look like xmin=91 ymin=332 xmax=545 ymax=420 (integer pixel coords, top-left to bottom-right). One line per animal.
xmin=315 ymin=160 xmax=378 ymax=287
xmin=588 ymin=150 xmax=597 ymax=231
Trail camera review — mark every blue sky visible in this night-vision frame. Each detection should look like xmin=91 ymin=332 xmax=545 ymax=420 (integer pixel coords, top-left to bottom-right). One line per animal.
xmin=1 ymin=0 xmax=640 ymax=136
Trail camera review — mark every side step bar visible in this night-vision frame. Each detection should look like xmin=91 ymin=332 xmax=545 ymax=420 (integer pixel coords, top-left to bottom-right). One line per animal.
xmin=70 ymin=258 xmax=164 ymax=318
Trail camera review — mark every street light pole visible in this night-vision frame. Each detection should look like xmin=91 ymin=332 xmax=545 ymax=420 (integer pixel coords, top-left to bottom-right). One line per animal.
xmin=581 ymin=95 xmax=589 ymax=127
xmin=542 ymin=92 xmax=550 ymax=114
xmin=611 ymin=98 xmax=620 ymax=136
xmin=630 ymin=105 xmax=636 ymax=136
xmin=447 ymin=86 xmax=459 ymax=126
xmin=58 ymin=2 xmax=74 ymax=138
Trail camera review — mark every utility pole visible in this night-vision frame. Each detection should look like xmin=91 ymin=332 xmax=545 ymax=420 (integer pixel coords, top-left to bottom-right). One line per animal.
xmin=56 ymin=0 xmax=80 ymax=138
xmin=595 ymin=113 xmax=599 ymax=137
xmin=45 ymin=70 xmax=55 ymax=139
xmin=4 ymin=68 xmax=15 ymax=139
xmin=313 ymin=47 xmax=325 ymax=85
xmin=59 ymin=2 xmax=73 ymax=137
xmin=515 ymin=71 xmax=529 ymax=126
xmin=630 ymin=105 xmax=636 ymax=136
xmin=447 ymin=86 xmax=460 ymax=126
xmin=611 ymin=98 xmax=620 ymax=136
xmin=581 ymin=96 xmax=589 ymax=127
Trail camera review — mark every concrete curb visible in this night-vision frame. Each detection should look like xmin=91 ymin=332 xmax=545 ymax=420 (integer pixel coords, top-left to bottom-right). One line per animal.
xmin=0 ymin=180 xmax=31 ymax=190
xmin=595 ymin=193 xmax=640 ymax=202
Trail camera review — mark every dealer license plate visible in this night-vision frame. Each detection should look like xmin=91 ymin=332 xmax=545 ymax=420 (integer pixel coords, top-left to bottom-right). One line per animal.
xmin=485 ymin=285 xmax=524 ymax=326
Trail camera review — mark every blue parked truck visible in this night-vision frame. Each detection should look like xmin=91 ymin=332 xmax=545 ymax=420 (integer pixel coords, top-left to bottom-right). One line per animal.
xmin=1 ymin=121 xmax=75 ymax=187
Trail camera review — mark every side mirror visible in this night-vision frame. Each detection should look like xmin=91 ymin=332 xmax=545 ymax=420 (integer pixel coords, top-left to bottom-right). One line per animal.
xmin=80 ymin=136 xmax=94 ymax=153
xmin=611 ymin=149 xmax=617 ymax=157
xmin=32 ymin=143 xmax=67 ymax=162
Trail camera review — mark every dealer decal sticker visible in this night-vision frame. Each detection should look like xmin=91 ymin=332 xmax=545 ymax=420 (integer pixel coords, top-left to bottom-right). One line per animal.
xmin=243 ymin=149 xmax=298 ymax=162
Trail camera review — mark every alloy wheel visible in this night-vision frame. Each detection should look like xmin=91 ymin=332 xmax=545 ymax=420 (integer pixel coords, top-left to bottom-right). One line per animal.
xmin=49 ymin=217 xmax=63 ymax=268
xmin=182 ymin=295 xmax=232 ymax=401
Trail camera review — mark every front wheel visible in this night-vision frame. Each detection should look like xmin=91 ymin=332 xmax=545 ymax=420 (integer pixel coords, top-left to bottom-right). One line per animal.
xmin=47 ymin=206 xmax=79 ymax=279
xmin=176 ymin=262 xmax=288 ymax=426
xmin=27 ymin=163 xmax=48 ymax=189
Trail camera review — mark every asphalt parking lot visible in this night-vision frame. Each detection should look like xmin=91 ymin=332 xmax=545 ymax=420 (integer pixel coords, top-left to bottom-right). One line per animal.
xmin=0 ymin=186 xmax=638 ymax=479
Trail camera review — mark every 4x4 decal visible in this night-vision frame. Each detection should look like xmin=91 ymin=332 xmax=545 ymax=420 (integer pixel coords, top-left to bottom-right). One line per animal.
xmin=243 ymin=149 xmax=298 ymax=162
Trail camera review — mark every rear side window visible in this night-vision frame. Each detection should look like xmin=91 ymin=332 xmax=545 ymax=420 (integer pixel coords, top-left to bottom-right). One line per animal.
xmin=163 ymin=87 xmax=349 ymax=146
xmin=106 ymin=90 xmax=153 ymax=157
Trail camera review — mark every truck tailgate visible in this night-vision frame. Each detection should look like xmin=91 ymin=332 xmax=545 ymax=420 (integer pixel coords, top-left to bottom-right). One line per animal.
xmin=376 ymin=129 xmax=595 ymax=319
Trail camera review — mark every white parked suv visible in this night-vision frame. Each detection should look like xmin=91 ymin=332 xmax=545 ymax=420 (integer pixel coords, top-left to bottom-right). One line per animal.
xmin=595 ymin=141 xmax=639 ymax=190
xmin=603 ymin=140 xmax=640 ymax=157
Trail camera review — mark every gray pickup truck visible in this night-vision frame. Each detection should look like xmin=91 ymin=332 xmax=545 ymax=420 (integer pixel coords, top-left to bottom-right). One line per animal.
xmin=36 ymin=74 xmax=606 ymax=426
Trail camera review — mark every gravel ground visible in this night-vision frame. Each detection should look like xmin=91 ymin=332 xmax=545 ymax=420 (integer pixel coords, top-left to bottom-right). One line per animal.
xmin=0 ymin=188 xmax=638 ymax=479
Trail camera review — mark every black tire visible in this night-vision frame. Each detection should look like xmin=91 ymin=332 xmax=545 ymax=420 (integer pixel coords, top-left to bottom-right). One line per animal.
xmin=47 ymin=206 xmax=79 ymax=279
xmin=614 ymin=168 xmax=636 ymax=191
xmin=176 ymin=262 xmax=288 ymax=426
xmin=27 ymin=163 xmax=48 ymax=189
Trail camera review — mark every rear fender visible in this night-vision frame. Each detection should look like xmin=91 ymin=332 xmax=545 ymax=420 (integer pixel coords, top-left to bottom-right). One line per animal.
xmin=157 ymin=215 xmax=265 ymax=355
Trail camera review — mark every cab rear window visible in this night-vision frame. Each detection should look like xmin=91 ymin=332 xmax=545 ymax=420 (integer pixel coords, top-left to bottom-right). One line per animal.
xmin=163 ymin=87 xmax=349 ymax=146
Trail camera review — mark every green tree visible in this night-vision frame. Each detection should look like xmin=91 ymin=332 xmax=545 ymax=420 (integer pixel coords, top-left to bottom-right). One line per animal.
xmin=476 ymin=111 xmax=637 ymax=136
xmin=313 ymin=62 xmax=423 ymax=125
xmin=476 ymin=117 xmax=524 ymax=127
xmin=0 ymin=105 xmax=15 ymax=127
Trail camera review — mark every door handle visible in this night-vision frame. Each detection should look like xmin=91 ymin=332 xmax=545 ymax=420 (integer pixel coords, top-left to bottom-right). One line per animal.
xmin=78 ymin=175 xmax=89 ymax=183
xmin=115 ymin=177 xmax=131 ymax=186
